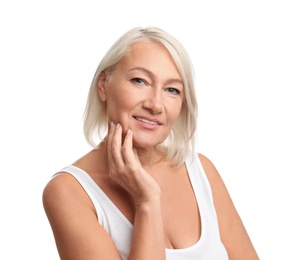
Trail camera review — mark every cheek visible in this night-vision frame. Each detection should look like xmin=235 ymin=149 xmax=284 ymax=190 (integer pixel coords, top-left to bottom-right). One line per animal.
xmin=105 ymin=88 xmax=138 ymax=122
xmin=168 ymin=101 xmax=183 ymax=122
xmin=106 ymin=85 xmax=126 ymax=109
xmin=106 ymin=98 xmax=126 ymax=119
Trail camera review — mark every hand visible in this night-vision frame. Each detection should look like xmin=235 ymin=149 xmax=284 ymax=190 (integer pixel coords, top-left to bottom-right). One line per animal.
xmin=107 ymin=122 xmax=161 ymax=206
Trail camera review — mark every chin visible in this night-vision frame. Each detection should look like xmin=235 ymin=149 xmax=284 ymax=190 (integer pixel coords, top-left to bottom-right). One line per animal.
xmin=132 ymin=139 xmax=155 ymax=149
xmin=132 ymin=135 xmax=166 ymax=149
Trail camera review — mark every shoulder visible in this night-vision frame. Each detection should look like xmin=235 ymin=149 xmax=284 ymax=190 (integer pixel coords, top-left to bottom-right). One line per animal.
xmin=197 ymin=153 xmax=230 ymax=208
xmin=42 ymin=171 xmax=122 ymax=259
xmin=197 ymin=153 xmax=259 ymax=259
xmin=196 ymin=152 xmax=232 ymax=213
xmin=197 ymin=153 xmax=223 ymax=183
xmin=42 ymin=171 xmax=96 ymax=219
xmin=43 ymin=148 xmax=106 ymax=213
xmin=43 ymin=172 xmax=81 ymax=200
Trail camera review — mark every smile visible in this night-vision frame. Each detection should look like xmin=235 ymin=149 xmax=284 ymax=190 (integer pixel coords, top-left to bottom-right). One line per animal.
xmin=134 ymin=117 xmax=158 ymax=125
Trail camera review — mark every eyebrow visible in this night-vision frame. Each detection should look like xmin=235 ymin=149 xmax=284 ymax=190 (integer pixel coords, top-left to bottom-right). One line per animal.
xmin=129 ymin=67 xmax=184 ymax=86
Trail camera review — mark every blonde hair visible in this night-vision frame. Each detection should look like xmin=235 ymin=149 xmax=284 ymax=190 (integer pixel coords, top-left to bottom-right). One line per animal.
xmin=83 ymin=27 xmax=198 ymax=165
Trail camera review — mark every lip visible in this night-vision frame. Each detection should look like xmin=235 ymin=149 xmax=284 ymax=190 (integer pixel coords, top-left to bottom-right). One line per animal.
xmin=133 ymin=116 xmax=163 ymax=129
xmin=133 ymin=116 xmax=163 ymax=125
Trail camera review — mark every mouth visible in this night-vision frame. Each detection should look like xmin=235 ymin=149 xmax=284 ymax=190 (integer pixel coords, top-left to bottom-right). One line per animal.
xmin=133 ymin=116 xmax=162 ymax=126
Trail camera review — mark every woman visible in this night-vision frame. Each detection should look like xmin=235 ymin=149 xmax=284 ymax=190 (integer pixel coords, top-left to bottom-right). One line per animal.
xmin=43 ymin=27 xmax=259 ymax=259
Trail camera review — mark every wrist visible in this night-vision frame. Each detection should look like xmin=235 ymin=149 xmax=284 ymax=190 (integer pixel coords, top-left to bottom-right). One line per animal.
xmin=134 ymin=196 xmax=162 ymax=212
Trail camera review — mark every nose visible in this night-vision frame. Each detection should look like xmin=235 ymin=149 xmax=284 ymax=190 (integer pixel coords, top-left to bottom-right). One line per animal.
xmin=142 ymin=89 xmax=164 ymax=114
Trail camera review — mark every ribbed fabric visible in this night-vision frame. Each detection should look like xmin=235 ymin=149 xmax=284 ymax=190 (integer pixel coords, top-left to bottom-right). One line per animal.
xmin=59 ymin=152 xmax=228 ymax=260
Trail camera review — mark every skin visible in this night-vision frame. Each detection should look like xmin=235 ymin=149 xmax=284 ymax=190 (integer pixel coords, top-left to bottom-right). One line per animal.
xmin=43 ymin=41 xmax=259 ymax=259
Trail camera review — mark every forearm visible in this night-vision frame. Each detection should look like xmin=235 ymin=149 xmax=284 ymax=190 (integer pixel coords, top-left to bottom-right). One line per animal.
xmin=128 ymin=199 xmax=166 ymax=260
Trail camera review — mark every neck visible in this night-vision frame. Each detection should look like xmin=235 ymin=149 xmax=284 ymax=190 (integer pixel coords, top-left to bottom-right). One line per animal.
xmin=98 ymin=139 xmax=165 ymax=168
xmin=134 ymin=145 xmax=165 ymax=167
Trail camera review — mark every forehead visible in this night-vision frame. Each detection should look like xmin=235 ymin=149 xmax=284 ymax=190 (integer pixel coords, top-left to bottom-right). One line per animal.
xmin=115 ymin=41 xmax=181 ymax=79
xmin=125 ymin=41 xmax=170 ymax=59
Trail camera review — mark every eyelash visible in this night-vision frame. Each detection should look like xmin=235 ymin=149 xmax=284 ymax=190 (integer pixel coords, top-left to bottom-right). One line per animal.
xmin=131 ymin=78 xmax=146 ymax=85
xmin=166 ymin=88 xmax=181 ymax=95
xmin=131 ymin=78 xmax=181 ymax=95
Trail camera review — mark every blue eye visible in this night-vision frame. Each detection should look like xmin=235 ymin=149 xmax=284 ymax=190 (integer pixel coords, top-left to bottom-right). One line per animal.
xmin=131 ymin=78 xmax=145 ymax=85
xmin=166 ymin=88 xmax=180 ymax=94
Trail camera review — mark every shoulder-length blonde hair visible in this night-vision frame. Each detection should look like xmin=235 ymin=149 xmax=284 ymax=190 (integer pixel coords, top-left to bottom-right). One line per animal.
xmin=83 ymin=27 xmax=198 ymax=166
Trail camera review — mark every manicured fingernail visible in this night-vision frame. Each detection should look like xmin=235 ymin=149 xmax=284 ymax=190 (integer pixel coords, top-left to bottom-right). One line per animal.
xmin=116 ymin=123 xmax=121 ymax=129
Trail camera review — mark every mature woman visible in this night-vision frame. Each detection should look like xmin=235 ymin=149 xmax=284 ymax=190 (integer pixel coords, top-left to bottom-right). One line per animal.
xmin=43 ymin=27 xmax=259 ymax=259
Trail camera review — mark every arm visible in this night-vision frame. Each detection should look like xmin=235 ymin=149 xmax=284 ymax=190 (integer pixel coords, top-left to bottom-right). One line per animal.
xmin=199 ymin=154 xmax=259 ymax=260
xmin=108 ymin=122 xmax=165 ymax=259
xmin=43 ymin=123 xmax=166 ymax=260
xmin=43 ymin=173 xmax=123 ymax=260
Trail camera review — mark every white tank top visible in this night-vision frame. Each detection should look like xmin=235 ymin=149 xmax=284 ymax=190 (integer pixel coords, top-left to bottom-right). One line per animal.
xmin=59 ymin=152 xmax=228 ymax=260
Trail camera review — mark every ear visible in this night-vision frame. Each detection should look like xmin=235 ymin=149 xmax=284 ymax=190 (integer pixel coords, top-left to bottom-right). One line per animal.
xmin=97 ymin=70 xmax=109 ymax=102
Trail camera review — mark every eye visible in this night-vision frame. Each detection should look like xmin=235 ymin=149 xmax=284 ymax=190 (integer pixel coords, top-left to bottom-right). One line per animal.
xmin=166 ymin=87 xmax=181 ymax=95
xmin=131 ymin=78 xmax=146 ymax=85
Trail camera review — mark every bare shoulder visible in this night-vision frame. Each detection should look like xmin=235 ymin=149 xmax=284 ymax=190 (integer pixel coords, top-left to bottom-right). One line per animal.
xmin=197 ymin=153 xmax=231 ymax=200
xmin=42 ymin=172 xmax=122 ymax=259
xmin=42 ymin=172 xmax=98 ymax=236
xmin=197 ymin=153 xmax=259 ymax=260
xmin=42 ymin=148 xmax=103 ymax=217
xmin=198 ymin=153 xmax=221 ymax=180
xmin=42 ymin=172 xmax=93 ymax=213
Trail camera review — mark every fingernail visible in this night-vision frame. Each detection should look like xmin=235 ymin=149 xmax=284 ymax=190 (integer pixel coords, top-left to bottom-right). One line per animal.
xmin=116 ymin=123 xmax=121 ymax=129
xmin=110 ymin=121 xmax=115 ymax=127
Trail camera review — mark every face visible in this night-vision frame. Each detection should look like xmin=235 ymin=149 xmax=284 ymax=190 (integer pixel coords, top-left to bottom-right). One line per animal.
xmin=98 ymin=41 xmax=184 ymax=148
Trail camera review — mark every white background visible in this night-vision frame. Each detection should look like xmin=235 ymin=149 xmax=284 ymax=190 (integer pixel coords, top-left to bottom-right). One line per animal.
xmin=1 ymin=0 xmax=299 ymax=259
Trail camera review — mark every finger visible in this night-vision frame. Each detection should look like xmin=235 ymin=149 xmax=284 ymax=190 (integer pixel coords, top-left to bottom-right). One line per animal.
xmin=132 ymin=147 xmax=141 ymax=163
xmin=110 ymin=123 xmax=125 ymax=169
xmin=122 ymin=129 xmax=141 ymax=168
xmin=107 ymin=121 xmax=116 ymax=163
